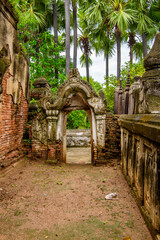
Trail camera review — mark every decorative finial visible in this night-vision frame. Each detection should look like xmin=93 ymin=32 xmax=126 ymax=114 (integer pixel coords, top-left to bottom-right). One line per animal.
xmin=68 ymin=68 xmax=80 ymax=79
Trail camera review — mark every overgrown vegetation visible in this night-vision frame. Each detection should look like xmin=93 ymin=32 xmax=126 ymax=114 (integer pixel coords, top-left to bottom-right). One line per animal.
xmin=9 ymin=0 xmax=158 ymax=126
xmin=67 ymin=110 xmax=90 ymax=129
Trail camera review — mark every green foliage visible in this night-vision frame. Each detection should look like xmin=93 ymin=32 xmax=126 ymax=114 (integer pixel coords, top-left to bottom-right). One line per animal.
xmin=24 ymin=31 xmax=66 ymax=93
xmin=67 ymin=110 xmax=90 ymax=129
xmin=23 ymin=139 xmax=31 ymax=144
xmin=104 ymin=74 xmax=118 ymax=113
xmin=120 ymin=61 xmax=145 ymax=88
xmin=80 ymin=53 xmax=93 ymax=67
xmin=9 ymin=0 xmax=66 ymax=94
xmin=104 ymin=61 xmax=145 ymax=112
xmin=81 ymin=76 xmax=103 ymax=94
xmin=30 ymin=98 xmax=36 ymax=104
xmin=9 ymin=0 xmax=46 ymax=31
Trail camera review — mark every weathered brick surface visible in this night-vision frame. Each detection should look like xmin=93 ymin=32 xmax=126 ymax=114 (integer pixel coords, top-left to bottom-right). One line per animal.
xmin=0 ymin=71 xmax=29 ymax=167
xmin=105 ymin=113 xmax=121 ymax=162
xmin=0 ymin=0 xmax=30 ymax=169
xmin=31 ymin=139 xmax=62 ymax=164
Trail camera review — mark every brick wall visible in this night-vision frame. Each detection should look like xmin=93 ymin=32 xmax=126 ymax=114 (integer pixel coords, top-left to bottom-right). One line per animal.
xmin=0 ymin=71 xmax=29 ymax=168
xmin=105 ymin=113 xmax=121 ymax=162
xmin=94 ymin=111 xmax=121 ymax=164
xmin=31 ymin=139 xmax=63 ymax=164
xmin=0 ymin=0 xmax=30 ymax=169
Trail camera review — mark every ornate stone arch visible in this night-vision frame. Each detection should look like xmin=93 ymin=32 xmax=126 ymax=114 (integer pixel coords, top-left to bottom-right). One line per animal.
xmin=31 ymin=69 xmax=106 ymax=164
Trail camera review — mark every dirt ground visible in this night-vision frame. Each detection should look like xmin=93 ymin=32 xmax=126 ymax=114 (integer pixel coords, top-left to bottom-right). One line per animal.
xmin=0 ymin=158 xmax=152 ymax=240
xmin=67 ymin=147 xmax=91 ymax=164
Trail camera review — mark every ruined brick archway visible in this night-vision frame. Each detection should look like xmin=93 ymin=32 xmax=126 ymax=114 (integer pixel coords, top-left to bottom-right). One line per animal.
xmin=31 ymin=69 xmax=106 ymax=164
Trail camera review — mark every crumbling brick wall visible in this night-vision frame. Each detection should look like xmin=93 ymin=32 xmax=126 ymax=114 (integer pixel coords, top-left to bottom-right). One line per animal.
xmin=0 ymin=0 xmax=30 ymax=168
xmin=96 ymin=111 xmax=121 ymax=164
xmin=105 ymin=112 xmax=121 ymax=162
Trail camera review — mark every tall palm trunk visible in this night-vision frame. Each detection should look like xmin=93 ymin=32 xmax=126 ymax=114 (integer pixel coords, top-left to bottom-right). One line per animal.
xmin=105 ymin=20 xmax=110 ymax=85
xmin=85 ymin=54 xmax=89 ymax=83
xmin=65 ymin=0 xmax=70 ymax=75
xmin=129 ymin=46 xmax=133 ymax=65
xmin=73 ymin=5 xmax=77 ymax=68
xmin=142 ymin=32 xmax=147 ymax=58
xmin=128 ymin=32 xmax=136 ymax=67
xmin=116 ymin=29 xmax=121 ymax=80
xmin=53 ymin=0 xmax=58 ymax=79
xmin=106 ymin=53 xmax=109 ymax=86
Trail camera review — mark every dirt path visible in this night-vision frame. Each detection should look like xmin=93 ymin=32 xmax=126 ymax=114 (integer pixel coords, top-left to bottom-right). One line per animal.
xmin=0 ymin=159 xmax=152 ymax=240
xmin=67 ymin=147 xmax=91 ymax=164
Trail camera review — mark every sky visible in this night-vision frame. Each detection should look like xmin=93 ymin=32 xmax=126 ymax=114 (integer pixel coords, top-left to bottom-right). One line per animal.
xmin=70 ymin=38 xmax=155 ymax=85
xmin=70 ymin=43 xmax=130 ymax=85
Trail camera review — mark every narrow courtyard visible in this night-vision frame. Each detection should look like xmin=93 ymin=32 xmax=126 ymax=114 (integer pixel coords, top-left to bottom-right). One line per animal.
xmin=0 ymin=155 xmax=152 ymax=240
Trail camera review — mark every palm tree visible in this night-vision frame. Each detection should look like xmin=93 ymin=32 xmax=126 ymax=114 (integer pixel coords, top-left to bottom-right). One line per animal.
xmin=126 ymin=20 xmax=137 ymax=66
xmin=19 ymin=1 xmax=46 ymax=30
xmin=53 ymin=0 xmax=58 ymax=79
xmin=93 ymin=26 xmax=115 ymax=82
xmin=106 ymin=0 xmax=135 ymax=80
xmin=79 ymin=32 xmax=92 ymax=83
xmin=72 ymin=0 xmax=78 ymax=68
xmin=71 ymin=0 xmax=85 ymax=68
xmin=78 ymin=10 xmax=93 ymax=83
xmin=80 ymin=53 xmax=92 ymax=68
xmin=134 ymin=0 xmax=157 ymax=58
xmin=86 ymin=0 xmax=115 ymax=80
xmin=132 ymin=42 xmax=144 ymax=61
xmin=64 ymin=0 xmax=70 ymax=75
xmin=149 ymin=0 xmax=160 ymax=31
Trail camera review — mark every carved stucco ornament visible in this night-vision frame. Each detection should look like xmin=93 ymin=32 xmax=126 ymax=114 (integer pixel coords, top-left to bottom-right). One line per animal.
xmin=41 ymin=68 xmax=106 ymax=115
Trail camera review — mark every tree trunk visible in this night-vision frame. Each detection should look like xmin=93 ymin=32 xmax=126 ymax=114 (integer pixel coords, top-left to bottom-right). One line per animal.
xmin=129 ymin=43 xmax=133 ymax=71
xmin=106 ymin=53 xmax=109 ymax=86
xmin=73 ymin=5 xmax=77 ymax=68
xmin=85 ymin=55 xmax=89 ymax=83
xmin=53 ymin=0 xmax=58 ymax=79
xmin=117 ymin=31 xmax=121 ymax=81
xmin=142 ymin=32 xmax=147 ymax=58
xmin=65 ymin=0 xmax=70 ymax=76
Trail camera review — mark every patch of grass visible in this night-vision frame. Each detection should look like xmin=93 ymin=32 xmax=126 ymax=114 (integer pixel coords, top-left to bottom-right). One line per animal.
xmin=14 ymin=209 xmax=21 ymax=216
xmin=11 ymin=184 xmax=18 ymax=188
xmin=24 ymin=216 xmax=124 ymax=240
xmin=125 ymin=219 xmax=134 ymax=229
xmin=56 ymin=181 xmax=63 ymax=185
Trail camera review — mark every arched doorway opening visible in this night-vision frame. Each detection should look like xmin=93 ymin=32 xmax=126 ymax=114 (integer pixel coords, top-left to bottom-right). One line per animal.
xmin=31 ymin=69 xmax=106 ymax=164
xmin=66 ymin=110 xmax=91 ymax=164
xmin=57 ymin=91 xmax=96 ymax=164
